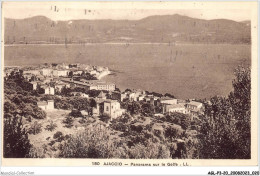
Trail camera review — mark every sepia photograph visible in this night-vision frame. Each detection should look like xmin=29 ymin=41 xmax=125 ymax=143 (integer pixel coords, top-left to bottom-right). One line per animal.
xmin=1 ymin=1 xmax=258 ymax=169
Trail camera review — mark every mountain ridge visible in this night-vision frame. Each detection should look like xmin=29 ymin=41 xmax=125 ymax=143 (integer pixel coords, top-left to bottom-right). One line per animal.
xmin=4 ymin=14 xmax=251 ymax=44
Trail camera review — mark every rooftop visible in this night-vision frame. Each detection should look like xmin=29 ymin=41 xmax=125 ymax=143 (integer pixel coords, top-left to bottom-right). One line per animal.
xmin=104 ymin=99 xmax=119 ymax=103
xmin=37 ymin=101 xmax=48 ymax=106
xmin=160 ymin=97 xmax=177 ymax=101
xmin=166 ymin=104 xmax=185 ymax=109
xmin=188 ymin=101 xmax=203 ymax=107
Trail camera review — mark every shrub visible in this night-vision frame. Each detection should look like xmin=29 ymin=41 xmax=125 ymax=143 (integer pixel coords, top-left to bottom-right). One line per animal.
xmin=128 ymin=140 xmax=170 ymax=159
xmin=45 ymin=120 xmax=57 ymax=131
xmin=61 ymin=124 xmax=119 ymax=158
xmin=28 ymin=121 xmax=42 ymax=135
xmin=63 ymin=116 xmax=74 ymax=128
xmin=53 ymin=131 xmax=63 ymax=139
xmin=100 ymin=114 xmax=111 ymax=123
xmin=69 ymin=109 xmax=83 ymax=118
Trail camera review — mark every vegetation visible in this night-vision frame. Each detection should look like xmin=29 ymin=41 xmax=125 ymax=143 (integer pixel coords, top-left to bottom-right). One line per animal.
xmin=3 ymin=65 xmax=251 ymax=159
xmin=4 ymin=115 xmax=31 ymax=158
xmin=63 ymin=116 xmax=74 ymax=128
xmin=198 ymin=66 xmax=251 ymax=159
xmin=28 ymin=121 xmax=42 ymax=135
xmin=45 ymin=120 xmax=57 ymax=132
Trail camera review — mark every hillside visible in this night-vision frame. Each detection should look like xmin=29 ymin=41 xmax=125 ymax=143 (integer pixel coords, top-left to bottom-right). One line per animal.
xmin=4 ymin=14 xmax=251 ymax=44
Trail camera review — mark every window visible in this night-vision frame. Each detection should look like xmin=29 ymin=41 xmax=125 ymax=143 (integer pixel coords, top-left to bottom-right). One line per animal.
xmin=106 ymin=106 xmax=109 ymax=111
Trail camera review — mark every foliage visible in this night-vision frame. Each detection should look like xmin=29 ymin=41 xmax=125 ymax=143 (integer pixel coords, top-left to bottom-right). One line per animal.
xmin=69 ymin=109 xmax=83 ymax=118
xmin=45 ymin=120 xmax=57 ymax=132
xmin=4 ymin=115 xmax=31 ymax=158
xmin=164 ymin=93 xmax=175 ymax=98
xmin=63 ymin=116 xmax=74 ymax=128
xmin=100 ymin=114 xmax=111 ymax=123
xmin=53 ymin=131 xmax=65 ymax=142
xmin=28 ymin=121 xmax=42 ymax=135
xmin=61 ymin=125 xmax=115 ymax=158
xmin=198 ymin=66 xmax=251 ymax=159
xmin=128 ymin=140 xmax=170 ymax=159
xmin=162 ymin=112 xmax=191 ymax=130
xmin=4 ymin=80 xmax=46 ymax=120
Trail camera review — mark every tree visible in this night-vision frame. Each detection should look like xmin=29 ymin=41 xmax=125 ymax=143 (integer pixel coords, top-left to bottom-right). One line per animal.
xmin=228 ymin=66 xmax=251 ymax=158
xmin=164 ymin=93 xmax=175 ymax=98
xmin=69 ymin=109 xmax=83 ymax=118
xmin=68 ymin=71 xmax=73 ymax=77
xmin=28 ymin=121 xmax=42 ymax=135
xmin=4 ymin=115 xmax=31 ymax=158
xmin=89 ymin=99 xmax=97 ymax=108
xmin=198 ymin=66 xmax=251 ymax=159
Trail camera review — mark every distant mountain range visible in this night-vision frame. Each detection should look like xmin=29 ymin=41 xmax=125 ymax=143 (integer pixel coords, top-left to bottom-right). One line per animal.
xmin=4 ymin=14 xmax=251 ymax=44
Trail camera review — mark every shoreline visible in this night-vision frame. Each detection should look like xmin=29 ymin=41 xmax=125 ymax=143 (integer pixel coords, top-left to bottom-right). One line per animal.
xmin=97 ymin=70 xmax=111 ymax=80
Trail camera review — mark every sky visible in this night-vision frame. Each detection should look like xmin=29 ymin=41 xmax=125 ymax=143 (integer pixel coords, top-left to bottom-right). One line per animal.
xmin=3 ymin=2 xmax=253 ymax=22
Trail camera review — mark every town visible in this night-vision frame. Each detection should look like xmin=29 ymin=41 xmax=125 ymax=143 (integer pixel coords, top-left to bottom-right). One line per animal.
xmin=3 ymin=61 xmax=250 ymax=160
xmin=4 ymin=63 xmax=205 ymax=120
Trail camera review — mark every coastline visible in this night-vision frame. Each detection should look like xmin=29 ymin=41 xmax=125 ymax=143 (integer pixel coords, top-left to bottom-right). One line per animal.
xmin=97 ymin=70 xmax=111 ymax=80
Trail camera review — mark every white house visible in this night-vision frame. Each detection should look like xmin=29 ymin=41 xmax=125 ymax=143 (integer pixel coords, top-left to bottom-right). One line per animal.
xmin=103 ymin=100 xmax=125 ymax=119
xmin=120 ymin=92 xmax=128 ymax=101
xmin=53 ymin=70 xmax=68 ymax=77
xmin=186 ymin=101 xmax=204 ymax=119
xmin=160 ymin=97 xmax=178 ymax=105
xmin=71 ymin=92 xmax=89 ymax=98
xmin=44 ymin=86 xmax=55 ymax=95
xmin=186 ymin=101 xmax=203 ymax=110
xmin=163 ymin=104 xmax=187 ymax=114
xmin=37 ymin=100 xmax=54 ymax=110
xmin=89 ymin=82 xmax=115 ymax=91
xmin=30 ymin=81 xmax=38 ymax=90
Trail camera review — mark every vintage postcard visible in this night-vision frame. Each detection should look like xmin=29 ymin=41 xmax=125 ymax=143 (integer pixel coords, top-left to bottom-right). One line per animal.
xmin=1 ymin=1 xmax=258 ymax=167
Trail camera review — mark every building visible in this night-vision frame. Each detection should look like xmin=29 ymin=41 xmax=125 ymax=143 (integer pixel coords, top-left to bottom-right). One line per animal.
xmin=29 ymin=81 xmax=38 ymax=90
xmin=73 ymin=70 xmax=83 ymax=75
xmin=37 ymin=100 xmax=54 ymax=110
xmin=186 ymin=101 xmax=203 ymax=110
xmin=120 ymin=92 xmax=128 ymax=101
xmin=137 ymin=95 xmax=145 ymax=101
xmin=128 ymin=92 xmax=136 ymax=101
xmin=97 ymin=91 xmax=107 ymax=100
xmin=89 ymin=82 xmax=115 ymax=91
xmin=90 ymin=70 xmax=98 ymax=75
xmin=61 ymin=78 xmax=115 ymax=91
xmin=163 ymin=104 xmax=187 ymax=114
xmin=41 ymin=68 xmax=53 ymax=76
xmin=103 ymin=100 xmax=125 ymax=119
xmin=160 ymin=97 xmax=178 ymax=105
xmin=42 ymin=77 xmax=53 ymax=84
xmin=186 ymin=101 xmax=204 ymax=119
xmin=71 ymin=92 xmax=89 ymax=98
xmin=44 ymin=86 xmax=55 ymax=95
xmin=53 ymin=70 xmax=68 ymax=77
xmin=80 ymin=110 xmax=89 ymax=116
xmin=23 ymin=70 xmax=41 ymax=75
